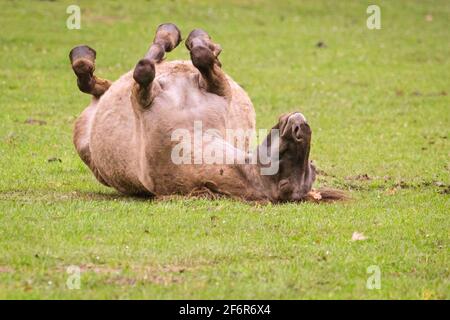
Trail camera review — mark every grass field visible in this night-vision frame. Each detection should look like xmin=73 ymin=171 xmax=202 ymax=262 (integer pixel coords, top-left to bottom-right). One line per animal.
xmin=0 ymin=0 xmax=448 ymax=299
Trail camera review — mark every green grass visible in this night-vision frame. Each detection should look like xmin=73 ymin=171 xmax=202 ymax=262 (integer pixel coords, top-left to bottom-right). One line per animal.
xmin=0 ymin=0 xmax=448 ymax=299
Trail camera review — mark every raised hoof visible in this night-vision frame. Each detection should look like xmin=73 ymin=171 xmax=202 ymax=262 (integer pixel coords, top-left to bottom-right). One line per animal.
xmin=186 ymin=29 xmax=209 ymax=50
xmin=186 ymin=29 xmax=222 ymax=57
xmin=72 ymin=58 xmax=94 ymax=77
xmin=69 ymin=45 xmax=96 ymax=69
xmin=133 ymin=58 xmax=155 ymax=87
xmin=69 ymin=46 xmax=96 ymax=94
xmin=190 ymin=45 xmax=216 ymax=71
xmin=70 ymin=46 xmax=96 ymax=81
xmin=154 ymin=23 xmax=182 ymax=52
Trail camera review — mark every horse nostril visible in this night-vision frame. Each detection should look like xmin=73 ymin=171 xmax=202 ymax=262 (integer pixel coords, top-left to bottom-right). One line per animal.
xmin=292 ymin=124 xmax=302 ymax=141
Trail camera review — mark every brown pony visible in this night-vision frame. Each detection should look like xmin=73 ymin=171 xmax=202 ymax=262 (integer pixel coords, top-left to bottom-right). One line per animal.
xmin=70 ymin=23 xmax=345 ymax=203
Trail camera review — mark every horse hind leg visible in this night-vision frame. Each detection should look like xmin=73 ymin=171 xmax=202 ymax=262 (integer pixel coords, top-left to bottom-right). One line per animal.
xmin=186 ymin=29 xmax=231 ymax=99
xmin=69 ymin=45 xmax=112 ymax=186
xmin=69 ymin=45 xmax=112 ymax=98
xmin=132 ymin=23 xmax=182 ymax=109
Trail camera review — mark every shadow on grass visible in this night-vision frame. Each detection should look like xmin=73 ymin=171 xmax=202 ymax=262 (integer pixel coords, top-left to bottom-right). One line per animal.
xmin=0 ymin=189 xmax=151 ymax=203
xmin=0 ymin=189 xmax=250 ymax=204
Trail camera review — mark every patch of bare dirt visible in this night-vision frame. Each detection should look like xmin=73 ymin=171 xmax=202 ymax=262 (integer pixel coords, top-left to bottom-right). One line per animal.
xmin=316 ymin=41 xmax=327 ymax=48
xmin=346 ymin=174 xmax=371 ymax=181
xmin=439 ymin=185 xmax=450 ymax=195
xmin=82 ymin=8 xmax=128 ymax=25
xmin=0 ymin=266 xmax=14 ymax=273
xmin=56 ymin=264 xmax=122 ymax=275
xmin=24 ymin=118 xmax=47 ymax=125
xmin=79 ymin=264 xmax=122 ymax=274
xmin=55 ymin=261 xmax=218 ymax=287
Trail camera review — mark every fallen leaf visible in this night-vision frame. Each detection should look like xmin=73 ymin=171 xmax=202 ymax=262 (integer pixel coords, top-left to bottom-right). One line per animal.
xmin=351 ymin=232 xmax=367 ymax=241
xmin=433 ymin=181 xmax=445 ymax=187
xmin=386 ymin=188 xmax=398 ymax=195
xmin=309 ymin=189 xmax=322 ymax=200
xmin=422 ymin=289 xmax=434 ymax=300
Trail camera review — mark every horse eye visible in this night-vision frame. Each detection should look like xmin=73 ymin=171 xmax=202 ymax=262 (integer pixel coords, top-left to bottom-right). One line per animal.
xmin=278 ymin=179 xmax=290 ymax=190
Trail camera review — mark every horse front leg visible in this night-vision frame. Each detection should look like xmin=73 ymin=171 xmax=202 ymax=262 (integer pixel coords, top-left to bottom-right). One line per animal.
xmin=69 ymin=45 xmax=111 ymax=97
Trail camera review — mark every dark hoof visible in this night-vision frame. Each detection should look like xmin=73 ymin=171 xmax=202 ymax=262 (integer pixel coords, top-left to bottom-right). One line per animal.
xmin=185 ymin=29 xmax=210 ymax=50
xmin=133 ymin=58 xmax=155 ymax=86
xmin=70 ymin=45 xmax=96 ymax=78
xmin=69 ymin=45 xmax=96 ymax=65
xmin=186 ymin=29 xmax=221 ymax=56
xmin=190 ymin=45 xmax=215 ymax=71
xmin=154 ymin=23 xmax=182 ymax=52
xmin=72 ymin=58 xmax=94 ymax=77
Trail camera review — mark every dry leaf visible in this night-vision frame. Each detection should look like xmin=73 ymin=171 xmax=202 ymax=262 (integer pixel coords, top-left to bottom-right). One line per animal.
xmin=351 ymin=232 xmax=367 ymax=241
xmin=422 ymin=289 xmax=434 ymax=300
xmin=309 ymin=189 xmax=322 ymax=200
xmin=386 ymin=188 xmax=398 ymax=195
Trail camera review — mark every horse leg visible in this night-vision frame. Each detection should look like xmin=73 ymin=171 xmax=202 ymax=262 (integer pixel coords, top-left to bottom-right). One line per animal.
xmin=186 ymin=29 xmax=231 ymax=99
xmin=69 ymin=45 xmax=111 ymax=97
xmin=132 ymin=23 xmax=182 ymax=109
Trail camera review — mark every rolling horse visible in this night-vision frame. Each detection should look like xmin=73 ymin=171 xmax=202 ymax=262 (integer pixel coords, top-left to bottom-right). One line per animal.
xmin=69 ymin=23 xmax=344 ymax=202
